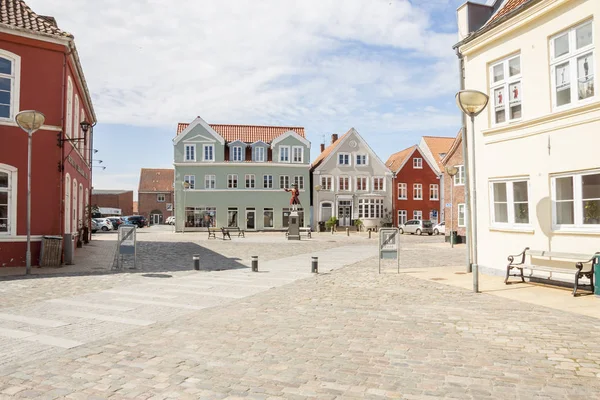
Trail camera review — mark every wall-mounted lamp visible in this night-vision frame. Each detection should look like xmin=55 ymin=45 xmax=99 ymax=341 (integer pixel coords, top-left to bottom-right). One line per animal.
xmin=57 ymin=120 xmax=90 ymax=147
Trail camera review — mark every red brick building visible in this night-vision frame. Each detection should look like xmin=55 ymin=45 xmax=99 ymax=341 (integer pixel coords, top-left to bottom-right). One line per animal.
xmin=91 ymin=190 xmax=134 ymax=216
xmin=386 ymin=145 xmax=441 ymax=227
xmin=0 ymin=0 xmax=96 ymax=267
xmin=138 ymin=169 xmax=174 ymax=225
xmin=441 ymin=132 xmax=466 ymax=242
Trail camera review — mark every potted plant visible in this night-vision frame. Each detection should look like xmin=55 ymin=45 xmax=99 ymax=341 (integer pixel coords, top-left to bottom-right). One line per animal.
xmin=325 ymin=216 xmax=338 ymax=231
xmin=354 ymin=218 xmax=364 ymax=231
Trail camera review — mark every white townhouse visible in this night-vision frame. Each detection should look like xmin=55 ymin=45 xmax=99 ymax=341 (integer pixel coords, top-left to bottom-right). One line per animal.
xmin=310 ymin=129 xmax=394 ymax=230
xmin=455 ymin=0 xmax=599 ymax=276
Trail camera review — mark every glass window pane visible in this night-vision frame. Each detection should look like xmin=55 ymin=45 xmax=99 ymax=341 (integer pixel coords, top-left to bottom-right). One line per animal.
xmin=576 ymin=23 xmax=593 ymax=49
xmin=582 ymin=173 xmax=600 ymax=199
xmin=0 ymin=77 xmax=10 ymax=91
xmin=494 ymin=203 xmax=509 ymax=223
xmin=513 ymin=181 xmax=528 ymax=202
xmin=555 ymin=62 xmax=571 ymax=107
xmin=514 ymin=203 xmax=529 ymax=224
xmin=554 ymin=34 xmax=569 ymax=58
xmin=0 ymin=192 xmax=7 ymax=205
xmin=583 ymin=200 xmax=600 ymax=225
xmin=0 ymin=58 xmax=11 ymax=75
xmin=556 ymin=201 xmax=575 ymax=224
xmin=577 ymin=54 xmax=594 ymax=100
xmin=0 ymin=172 xmax=8 ymax=188
xmin=555 ymin=177 xmax=574 ymax=200
xmin=0 ymin=105 xmax=8 ymax=118
xmin=493 ymin=183 xmax=507 ymax=202
xmin=493 ymin=64 xmax=504 ymax=82
xmin=509 ymin=57 xmax=520 ymax=76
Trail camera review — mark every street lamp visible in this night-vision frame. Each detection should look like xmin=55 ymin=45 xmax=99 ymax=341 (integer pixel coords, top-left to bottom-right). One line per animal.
xmin=455 ymin=89 xmax=489 ymax=293
xmin=314 ymin=184 xmax=321 ymax=232
xmin=15 ymin=110 xmax=46 ymax=275
xmin=182 ymin=181 xmax=190 ymax=233
xmin=445 ymin=166 xmax=458 ymax=249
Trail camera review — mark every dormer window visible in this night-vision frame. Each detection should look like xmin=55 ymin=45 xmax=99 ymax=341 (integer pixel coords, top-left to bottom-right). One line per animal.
xmin=254 ymin=146 xmax=265 ymax=162
xmin=413 ymin=158 xmax=422 ymax=169
xmin=232 ymin=146 xmax=243 ymax=162
xmin=202 ymin=144 xmax=214 ymax=161
xmin=292 ymin=146 xmax=303 ymax=163
xmin=356 ymin=154 xmax=367 ymax=166
xmin=279 ymin=146 xmax=290 ymax=162
xmin=185 ymin=144 xmax=196 ymax=161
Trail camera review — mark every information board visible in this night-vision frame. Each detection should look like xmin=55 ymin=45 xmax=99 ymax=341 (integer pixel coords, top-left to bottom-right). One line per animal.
xmin=379 ymin=228 xmax=400 ymax=274
xmin=117 ymin=225 xmax=137 ymax=269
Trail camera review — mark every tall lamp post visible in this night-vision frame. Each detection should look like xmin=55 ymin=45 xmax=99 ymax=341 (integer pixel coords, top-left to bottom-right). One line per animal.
xmin=314 ymin=184 xmax=321 ymax=232
xmin=455 ymin=90 xmax=489 ymax=293
xmin=445 ymin=166 xmax=458 ymax=248
xmin=182 ymin=181 xmax=190 ymax=233
xmin=15 ymin=110 xmax=45 ymax=275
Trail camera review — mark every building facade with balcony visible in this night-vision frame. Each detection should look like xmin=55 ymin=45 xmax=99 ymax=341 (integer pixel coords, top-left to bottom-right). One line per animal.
xmin=173 ymin=117 xmax=310 ymax=231
xmin=311 ymin=129 xmax=393 ymax=231
xmin=455 ymin=0 xmax=599 ymax=276
xmin=0 ymin=0 xmax=96 ymax=267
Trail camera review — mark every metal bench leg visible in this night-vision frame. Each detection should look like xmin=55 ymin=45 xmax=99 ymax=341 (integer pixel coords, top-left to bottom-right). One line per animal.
xmin=520 ymin=267 xmax=525 ymax=282
xmin=504 ymin=265 xmax=511 ymax=284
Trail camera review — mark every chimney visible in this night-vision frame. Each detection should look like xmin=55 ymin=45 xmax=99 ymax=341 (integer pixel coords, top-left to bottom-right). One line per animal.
xmin=320 ymin=143 xmax=325 ymax=153
xmin=331 ymin=134 xmax=338 ymax=144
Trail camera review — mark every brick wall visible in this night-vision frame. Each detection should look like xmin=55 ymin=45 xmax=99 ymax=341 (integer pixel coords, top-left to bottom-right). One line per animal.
xmin=91 ymin=191 xmax=134 ymax=216
xmin=139 ymin=191 xmax=174 ymax=224
xmin=442 ymin=144 xmax=466 ymax=240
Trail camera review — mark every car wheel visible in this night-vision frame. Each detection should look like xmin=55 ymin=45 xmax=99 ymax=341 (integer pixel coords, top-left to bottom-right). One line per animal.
xmin=416 ymin=228 xmax=422 ymax=235
xmin=428 ymin=232 xmax=433 ymax=236
xmin=434 ymin=228 xmax=439 ymax=235
xmin=92 ymin=230 xmax=97 ymax=233
xmin=399 ymin=228 xmax=404 ymax=234
xmin=101 ymin=226 xmax=108 ymax=231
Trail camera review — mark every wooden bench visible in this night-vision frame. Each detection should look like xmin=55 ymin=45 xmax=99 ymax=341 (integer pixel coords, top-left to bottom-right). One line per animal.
xmin=207 ymin=227 xmax=222 ymax=239
xmin=506 ymin=247 xmax=600 ymax=296
xmin=222 ymin=227 xmax=245 ymax=238
xmin=286 ymin=227 xmax=311 ymax=238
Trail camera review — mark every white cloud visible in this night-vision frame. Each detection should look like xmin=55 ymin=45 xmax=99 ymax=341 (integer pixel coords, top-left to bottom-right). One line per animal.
xmin=26 ymin=0 xmax=460 ymax=132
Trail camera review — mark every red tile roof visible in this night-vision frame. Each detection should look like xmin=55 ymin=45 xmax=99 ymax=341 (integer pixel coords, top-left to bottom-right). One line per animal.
xmin=310 ymin=129 xmax=352 ymax=170
xmin=138 ymin=169 xmax=174 ymax=192
xmin=177 ymin=121 xmax=305 ymax=143
xmin=487 ymin=0 xmax=531 ymax=25
xmin=0 ymin=0 xmax=72 ymax=37
xmin=385 ymin=146 xmax=416 ymax=174
xmin=422 ymin=136 xmax=456 ymax=171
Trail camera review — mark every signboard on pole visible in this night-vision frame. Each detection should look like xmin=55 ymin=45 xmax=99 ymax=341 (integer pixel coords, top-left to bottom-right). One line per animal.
xmin=379 ymin=228 xmax=400 ymax=274
xmin=117 ymin=225 xmax=137 ymax=269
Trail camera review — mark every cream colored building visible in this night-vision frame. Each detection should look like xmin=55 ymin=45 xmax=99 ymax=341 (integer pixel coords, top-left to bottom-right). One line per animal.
xmin=455 ymin=0 xmax=599 ymax=276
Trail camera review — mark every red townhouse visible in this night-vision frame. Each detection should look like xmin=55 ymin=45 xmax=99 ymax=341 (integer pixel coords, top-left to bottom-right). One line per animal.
xmin=0 ymin=0 xmax=96 ymax=267
xmin=386 ymin=145 xmax=440 ymax=227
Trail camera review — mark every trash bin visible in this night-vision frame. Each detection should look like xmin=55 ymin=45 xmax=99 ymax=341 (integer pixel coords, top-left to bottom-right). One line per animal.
xmin=318 ymin=221 xmax=325 ymax=232
xmin=40 ymin=236 xmax=63 ymax=267
xmin=450 ymin=231 xmax=458 ymax=245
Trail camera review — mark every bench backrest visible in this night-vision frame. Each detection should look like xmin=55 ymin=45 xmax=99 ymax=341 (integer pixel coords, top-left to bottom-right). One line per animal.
xmin=525 ymin=249 xmax=598 ymax=262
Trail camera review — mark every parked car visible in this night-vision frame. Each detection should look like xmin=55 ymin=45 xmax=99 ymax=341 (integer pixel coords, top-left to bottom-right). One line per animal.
xmin=399 ymin=219 xmax=434 ymax=235
xmin=106 ymin=217 xmax=123 ymax=230
xmin=93 ymin=218 xmax=113 ymax=232
xmin=165 ymin=216 xmax=175 ymax=225
xmin=125 ymin=215 xmax=147 ymax=228
xmin=91 ymin=219 xmax=99 ymax=233
xmin=433 ymin=222 xmax=445 ymax=235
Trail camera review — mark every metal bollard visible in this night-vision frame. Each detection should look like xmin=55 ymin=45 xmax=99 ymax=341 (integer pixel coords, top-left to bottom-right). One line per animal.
xmin=331 ymin=227 xmax=334 ymax=235
xmin=311 ymin=256 xmax=318 ymax=273
xmin=368 ymin=230 xmax=371 ymax=239
xmin=252 ymin=256 xmax=258 ymax=272
xmin=193 ymin=254 xmax=200 ymax=270
xmin=346 ymin=228 xmax=349 ymax=236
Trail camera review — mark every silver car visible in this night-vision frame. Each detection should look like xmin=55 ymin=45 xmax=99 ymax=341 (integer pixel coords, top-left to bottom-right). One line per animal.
xmin=399 ymin=219 xmax=434 ymax=235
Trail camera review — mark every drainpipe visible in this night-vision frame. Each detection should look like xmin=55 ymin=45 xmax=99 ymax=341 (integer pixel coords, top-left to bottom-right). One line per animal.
xmin=456 ymin=47 xmax=473 ymax=273
xmin=59 ymin=51 xmax=67 ymax=236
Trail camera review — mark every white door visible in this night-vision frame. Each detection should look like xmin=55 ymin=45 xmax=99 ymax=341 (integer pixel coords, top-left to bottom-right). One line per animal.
xmin=337 ymin=200 xmax=351 ymax=226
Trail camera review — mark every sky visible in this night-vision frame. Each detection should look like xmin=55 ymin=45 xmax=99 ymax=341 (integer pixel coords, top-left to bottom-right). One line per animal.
xmin=27 ymin=0 xmax=471 ymax=199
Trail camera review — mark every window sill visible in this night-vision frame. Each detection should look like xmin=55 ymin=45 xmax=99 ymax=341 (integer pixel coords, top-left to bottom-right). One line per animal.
xmin=489 ymin=226 xmax=534 ymax=234
xmin=551 ymin=228 xmax=600 ymax=236
xmin=398 ymin=198 xmax=407 ymax=200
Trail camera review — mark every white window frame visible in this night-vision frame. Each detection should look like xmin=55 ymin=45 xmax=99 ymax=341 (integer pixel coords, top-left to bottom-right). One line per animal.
xmin=356 ymin=176 xmax=368 ymax=191
xmin=294 ymin=176 xmax=304 ymax=190
xmin=279 ymin=175 xmax=290 ymax=189
xmin=356 ymin=154 xmax=368 ymax=166
xmin=0 ymin=50 xmax=20 ymax=123
xmin=263 ymin=207 xmax=274 ymax=228
xmin=0 ymin=164 xmax=17 ymax=236
xmin=254 ymin=146 xmax=265 ymax=162
xmin=184 ymin=175 xmax=195 ymax=190
xmin=232 ymin=146 xmax=243 ymax=162
xmin=338 ymin=153 xmax=350 ymax=166
xmin=80 ymin=108 xmax=86 ymax=158
xmin=157 ymin=193 xmax=166 ymax=202
xmin=429 ymin=184 xmax=439 ymax=200
xmin=454 ymin=165 xmax=465 ymax=186
xmin=490 ymin=54 xmax=522 ymax=125
xmin=321 ymin=175 xmax=333 ymax=191
xmin=414 ymin=210 xmax=422 ymax=220
xmin=227 ymin=174 xmax=238 ymax=189
xmin=550 ymin=20 xmax=595 ymax=111
xmin=489 ymin=178 xmax=532 ymax=229
xmin=202 ymin=144 xmax=214 ymax=161
xmin=65 ymin=174 xmax=71 ymax=233
xmin=372 ymin=177 xmax=384 ymax=192
xmin=413 ymin=183 xmax=423 ymax=200
xmin=292 ymin=146 xmax=304 ymax=163
xmin=78 ymin=184 xmax=83 ymax=229
xmin=358 ymin=198 xmax=383 ymax=219
xmin=338 ymin=176 xmax=350 ymax=191
xmin=245 ymin=174 xmax=256 ymax=189
xmin=263 ymin=174 xmax=273 ymax=189
xmin=458 ymin=204 xmax=466 ymax=227
xmin=205 ymin=174 xmax=216 ymax=189
xmin=66 ymin=76 xmax=73 ymax=138
xmin=413 ymin=158 xmax=423 ymax=169
xmin=72 ymin=179 xmax=78 ymax=232
xmin=397 ymin=210 xmax=407 ymax=226
xmin=185 ymin=144 xmax=196 ymax=162
xmin=74 ymin=94 xmax=80 ymax=150
xmin=398 ymin=183 xmax=407 ymax=200
xmin=279 ymin=146 xmax=290 ymax=163
xmin=551 ymin=169 xmax=600 ymax=232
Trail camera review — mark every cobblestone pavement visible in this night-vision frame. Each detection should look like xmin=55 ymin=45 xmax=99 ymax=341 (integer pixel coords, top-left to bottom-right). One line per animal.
xmin=0 ymin=230 xmax=599 ymax=398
